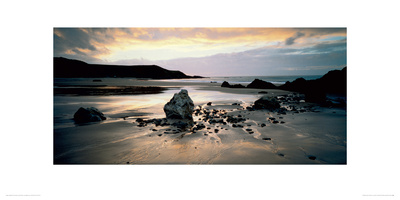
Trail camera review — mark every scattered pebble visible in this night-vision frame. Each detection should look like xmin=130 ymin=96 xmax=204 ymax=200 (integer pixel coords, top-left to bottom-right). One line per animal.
xmin=262 ymin=137 xmax=271 ymax=140
xmin=308 ymin=156 xmax=316 ymax=160
xmin=158 ymin=134 xmax=162 ymax=137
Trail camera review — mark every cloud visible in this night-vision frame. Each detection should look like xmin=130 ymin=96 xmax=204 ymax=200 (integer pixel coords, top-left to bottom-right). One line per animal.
xmin=54 ymin=28 xmax=346 ymax=61
xmin=107 ymin=40 xmax=346 ymax=76
xmin=54 ymin=28 xmax=346 ymax=75
xmin=285 ymin=32 xmax=306 ymax=45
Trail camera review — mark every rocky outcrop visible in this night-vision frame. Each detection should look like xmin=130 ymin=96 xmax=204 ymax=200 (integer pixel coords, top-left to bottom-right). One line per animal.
xmin=247 ymin=79 xmax=277 ymax=89
xmin=220 ymin=81 xmax=245 ymax=88
xmin=221 ymin=81 xmax=231 ymax=87
xmin=278 ymin=67 xmax=347 ymax=103
xmin=163 ymin=89 xmax=194 ymax=120
xmin=253 ymin=96 xmax=281 ymax=110
xmin=73 ymin=107 xmax=106 ymax=123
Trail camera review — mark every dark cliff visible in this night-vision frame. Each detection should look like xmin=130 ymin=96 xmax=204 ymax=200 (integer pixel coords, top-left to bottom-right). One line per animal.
xmin=54 ymin=57 xmax=202 ymax=79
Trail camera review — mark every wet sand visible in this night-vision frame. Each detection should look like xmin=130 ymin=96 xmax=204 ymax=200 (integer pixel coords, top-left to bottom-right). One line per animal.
xmin=54 ymin=79 xmax=346 ymax=164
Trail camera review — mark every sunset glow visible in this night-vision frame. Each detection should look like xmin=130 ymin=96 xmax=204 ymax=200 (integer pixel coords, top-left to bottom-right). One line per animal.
xmin=54 ymin=28 xmax=346 ymax=76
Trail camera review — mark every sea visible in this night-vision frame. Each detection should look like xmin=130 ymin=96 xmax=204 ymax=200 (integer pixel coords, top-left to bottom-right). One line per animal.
xmin=159 ymin=75 xmax=322 ymax=85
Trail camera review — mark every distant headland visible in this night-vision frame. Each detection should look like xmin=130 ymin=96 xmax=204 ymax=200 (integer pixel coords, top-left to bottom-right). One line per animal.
xmin=54 ymin=57 xmax=204 ymax=79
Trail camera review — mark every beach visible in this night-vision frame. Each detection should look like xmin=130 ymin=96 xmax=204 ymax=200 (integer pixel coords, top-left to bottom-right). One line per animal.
xmin=54 ymin=78 xmax=346 ymax=164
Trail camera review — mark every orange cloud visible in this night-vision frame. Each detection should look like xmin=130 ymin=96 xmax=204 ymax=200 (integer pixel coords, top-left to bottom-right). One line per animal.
xmin=55 ymin=27 xmax=346 ymax=62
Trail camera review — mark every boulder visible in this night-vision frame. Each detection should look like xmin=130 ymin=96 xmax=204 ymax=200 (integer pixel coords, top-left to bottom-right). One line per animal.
xmin=247 ymin=79 xmax=277 ymax=89
xmin=253 ymin=96 xmax=281 ymax=110
xmin=164 ymin=89 xmax=194 ymax=120
xmin=73 ymin=107 xmax=106 ymax=123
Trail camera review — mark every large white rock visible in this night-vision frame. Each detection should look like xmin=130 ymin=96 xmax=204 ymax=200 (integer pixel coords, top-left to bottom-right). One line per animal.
xmin=163 ymin=89 xmax=194 ymax=120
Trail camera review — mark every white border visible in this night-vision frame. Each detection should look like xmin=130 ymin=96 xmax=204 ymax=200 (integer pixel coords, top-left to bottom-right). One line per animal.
xmin=1 ymin=0 xmax=399 ymax=199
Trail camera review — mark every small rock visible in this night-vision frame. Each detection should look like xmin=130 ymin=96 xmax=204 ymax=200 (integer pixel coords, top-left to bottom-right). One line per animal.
xmin=262 ymin=137 xmax=271 ymax=140
xmin=214 ymin=129 xmax=219 ymax=133
xmin=260 ymin=123 xmax=266 ymax=127
xmin=308 ymin=156 xmax=316 ymax=160
xmin=207 ymin=102 xmax=212 ymax=106
xmin=158 ymin=134 xmax=162 ymax=137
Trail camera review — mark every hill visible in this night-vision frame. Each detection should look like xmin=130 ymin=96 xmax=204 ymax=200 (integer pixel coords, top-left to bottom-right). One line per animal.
xmin=54 ymin=57 xmax=203 ymax=79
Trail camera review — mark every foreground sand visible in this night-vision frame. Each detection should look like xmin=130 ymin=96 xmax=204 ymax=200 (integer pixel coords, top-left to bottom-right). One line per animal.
xmin=54 ymin=79 xmax=346 ymax=164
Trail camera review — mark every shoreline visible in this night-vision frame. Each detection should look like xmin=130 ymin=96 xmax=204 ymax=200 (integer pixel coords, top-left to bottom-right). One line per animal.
xmin=54 ymin=79 xmax=346 ymax=164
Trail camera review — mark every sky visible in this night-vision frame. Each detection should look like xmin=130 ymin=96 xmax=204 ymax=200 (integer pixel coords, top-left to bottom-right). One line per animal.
xmin=54 ymin=28 xmax=346 ymax=76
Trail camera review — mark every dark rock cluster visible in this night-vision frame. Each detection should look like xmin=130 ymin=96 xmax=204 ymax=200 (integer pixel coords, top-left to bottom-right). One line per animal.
xmin=218 ymin=67 xmax=346 ymax=106
xmin=278 ymin=67 xmax=346 ymax=103
xmin=253 ymin=96 xmax=281 ymax=110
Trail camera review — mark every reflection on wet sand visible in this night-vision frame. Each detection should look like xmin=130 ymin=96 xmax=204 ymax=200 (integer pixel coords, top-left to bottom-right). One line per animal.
xmin=54 ymin=78 xmax=346 ymax=164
